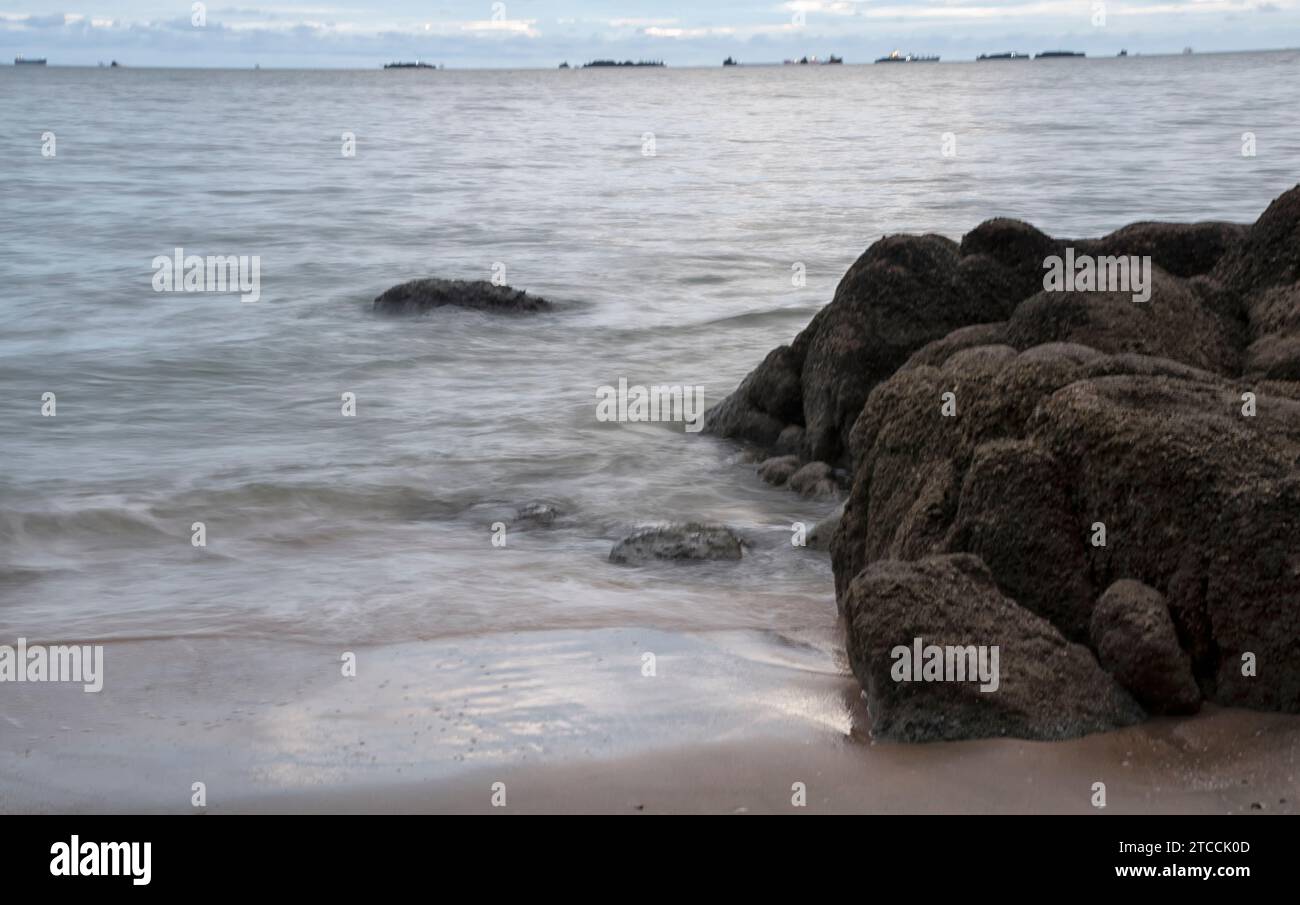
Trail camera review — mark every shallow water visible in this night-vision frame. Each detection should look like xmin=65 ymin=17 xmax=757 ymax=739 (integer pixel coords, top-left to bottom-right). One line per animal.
xmin=2 ymin=53 xmax=1298 ymax=646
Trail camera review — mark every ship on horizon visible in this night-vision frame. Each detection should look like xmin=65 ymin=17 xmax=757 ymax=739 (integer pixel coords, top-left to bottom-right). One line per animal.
xmin=977 ymin=52 xmax=1029 ymax=61
xmin=583 ymin=59 xmax=664 ymax=68
xmin=783 ymin=55 xmax=843 ymax=65
xmin=875 ymin=51 xmax=939 ymax=63
xmin=383 ymin=60 xmax=436 ymax=69
xmin=14 ymin=55 xmax=47 ymax=66
xmin=1035 ymin=50 xmax=1086 ymax=59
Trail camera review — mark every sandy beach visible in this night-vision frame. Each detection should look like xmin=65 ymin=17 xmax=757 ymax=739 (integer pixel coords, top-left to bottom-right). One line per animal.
xmin=3 ymin=633 xmax=1296 ymax=814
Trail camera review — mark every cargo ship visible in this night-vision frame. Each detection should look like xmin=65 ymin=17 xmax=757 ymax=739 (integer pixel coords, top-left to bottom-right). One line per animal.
xmin=874 ymin=51 xmax=939 ymax=63
xmin=15 ymin=56 xmax=47 ymax=66
xmin=976 ymin=52 xmax=1029 ymax=60
xmin=1034 ymin=50 xmax=1085 ymax=59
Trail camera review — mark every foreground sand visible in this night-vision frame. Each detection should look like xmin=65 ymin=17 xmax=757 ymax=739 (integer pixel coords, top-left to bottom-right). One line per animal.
xmin=2 ymin=632 xmax=1296 ymax=814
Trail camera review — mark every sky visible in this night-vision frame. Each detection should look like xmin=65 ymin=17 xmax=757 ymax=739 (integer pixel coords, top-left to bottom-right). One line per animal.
xmin=2 ymin=0 xmax=1297 ymax=68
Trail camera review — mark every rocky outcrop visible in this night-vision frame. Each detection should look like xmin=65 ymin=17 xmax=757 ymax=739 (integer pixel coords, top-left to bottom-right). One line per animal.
xmin=609 ymin=524 xmax=744 ymax=564
xmin=708 ymin=185 xmax=1300 ymax=738
xmin=844 ymin=555 xmax=1144 ymax=741
xmin=374 ymin=278 xmax=552 ymax=314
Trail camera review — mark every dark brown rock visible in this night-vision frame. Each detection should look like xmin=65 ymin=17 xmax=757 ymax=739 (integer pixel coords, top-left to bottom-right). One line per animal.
xmin=710 ymin=185 xmax=1300 ymax=733
xmin=374 ymin=278 xmax=552 ymax=314
xmin=1090 ymin=580 xmax=1201 ymax=715
xmin=757 ymin=455 xmax=800 ymax=486
xmin=789 ymin=461 xmax=836 ymax=498
xmin=843 ymin=554 xmax=1144 ymax=741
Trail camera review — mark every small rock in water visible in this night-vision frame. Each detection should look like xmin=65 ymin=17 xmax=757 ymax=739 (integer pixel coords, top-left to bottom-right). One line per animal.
xmin=757 ymin=455 xmax=801 ymax=486
xmin=609 ymin=523 xmax=744 ymax=564
xmin=789 ymin=461 xmax=836 ymax=498
xmin=513 ymin=502 xmax=560 ymax=527
xmin=374 ymin=278 xmax=552 ymax=315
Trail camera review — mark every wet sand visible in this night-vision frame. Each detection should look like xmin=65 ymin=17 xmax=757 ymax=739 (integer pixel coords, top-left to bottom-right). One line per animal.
xmin=2 ymin=632 xmax=1296 ymax=814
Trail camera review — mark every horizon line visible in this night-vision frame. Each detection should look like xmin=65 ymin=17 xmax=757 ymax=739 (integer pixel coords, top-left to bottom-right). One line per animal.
xmin=6 ymin=45 xmax=1298 ymax=72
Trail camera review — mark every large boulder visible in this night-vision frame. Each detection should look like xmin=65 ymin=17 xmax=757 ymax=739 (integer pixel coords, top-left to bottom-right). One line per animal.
xmin=835 ymin=341 xmax=1300 ymax=712
xmin=843 ymin=555 xmax=1143 ymax=741
xmin=705 ymin=225 xmax=1048 ymax=463
xmin=374 ymin=278 xmax=552 ymax=314
xmin=708 ymin=185 xmax=1300 ymax=736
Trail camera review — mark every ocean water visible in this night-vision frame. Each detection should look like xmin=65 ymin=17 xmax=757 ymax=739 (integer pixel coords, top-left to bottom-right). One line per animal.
xmin=2 ymin=53 xmax=1298 ymax=648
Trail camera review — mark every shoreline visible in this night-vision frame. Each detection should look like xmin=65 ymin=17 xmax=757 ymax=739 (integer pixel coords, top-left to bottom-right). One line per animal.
xmin=3 ymin=631 xmax=1296 ymax=814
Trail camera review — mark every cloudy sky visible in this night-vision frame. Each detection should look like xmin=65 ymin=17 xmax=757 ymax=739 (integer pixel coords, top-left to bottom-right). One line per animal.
xmin=2 ymin=1 xmax=1296 ymax=67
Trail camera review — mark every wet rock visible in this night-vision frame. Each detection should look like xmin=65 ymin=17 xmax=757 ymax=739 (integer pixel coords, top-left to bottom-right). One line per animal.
xmin=806 ymin=506 xmax=843 ymax=551
xmin=374 ymin=278 xmax=552 ymax=315
xmin=789 ymin=461 xmax=836 ymax=498
xmin=1090 ymin=580 xmax=1201 ymax=715
xmin=836 ymin=341 xmax=1300 ymax=711
xmin=710 ymin=185 xmax=1300 ymax=728
xmin=757 ymin=455 xmax=801 ymax=486
xmin=513 ymin=502 xmax=560 ymax=527
xmin=774 ymin=424 xmax=806 ymax=457
xmin=609 ymin=524 xmax=744 ymax=564
xmin=843 ymin=555 xmax=1143 ymax=741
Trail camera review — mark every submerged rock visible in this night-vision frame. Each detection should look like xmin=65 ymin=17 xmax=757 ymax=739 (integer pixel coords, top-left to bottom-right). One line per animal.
xmin=374 ymin=278 xmax=552 ymax=314
xmin=609 ymin=524 xmax=744 ymax=564
xmin=512 ymin=502 xmax=561 ymax=527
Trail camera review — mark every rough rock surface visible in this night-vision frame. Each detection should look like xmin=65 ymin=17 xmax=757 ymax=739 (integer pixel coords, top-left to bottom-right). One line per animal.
xmin=805 ymin=506 xmax=843 ymax=552
xmin=788 ymin=461 xmax=836 ymax=498
xmin=374 ymin=278 xmax=552 ymax=314
xmin=609 ymin=524 xmax=744 ymax=564
xmin=757 ymin=455 xmax=800 ymax=486
xmin=844 ymin=555 xmax=1144 ymax=741
xmin=1090 ymin=580 xmax=1201 ymax=715
xmin=513 ymin=502 xmax=560 ymax=527
xmin=707 ymin=185 xmax=1300 ymax=737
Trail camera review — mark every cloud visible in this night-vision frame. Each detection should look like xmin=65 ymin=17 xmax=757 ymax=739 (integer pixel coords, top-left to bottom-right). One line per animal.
xmin=460 ymin=19 xmax=540 ymax=37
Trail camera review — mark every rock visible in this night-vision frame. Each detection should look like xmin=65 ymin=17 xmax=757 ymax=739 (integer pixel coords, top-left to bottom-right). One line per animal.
xmin=836 ymin=341 xmax=1300 ymax=711
xmin=757 ymin=455 xmax=801 ymax=487
xmin=710 ymin=185 xmax=1300 ymax=729
xmin=773 ymin=424 xmax=806 ymax=457
xmin=788 ymin=461 xmax=836 ymax=498
xmin=1090 ymin=580 xmax=1201 ymax=715
xmin=705 ymin=228 xmax=1036 ymax=463
xmin=374 ymin=278 xmax=552 ymax=315
xmin=513 ymin=502 xmax=560 ymax=527
xmin=806 ymin=506 xmax=843 ymax=551
xmin=843 ymin=555 xmax=1144 ymax=741
xmin=1078 ymin=221 xmax=1247 ymax=279
xmin=1004 ymin=267 xmax=1245 ymax=375
xmin=609 ymin=524 xmax=744 ymax=564
xmin=1212 ymin=185 xmax=1300 ymax=295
